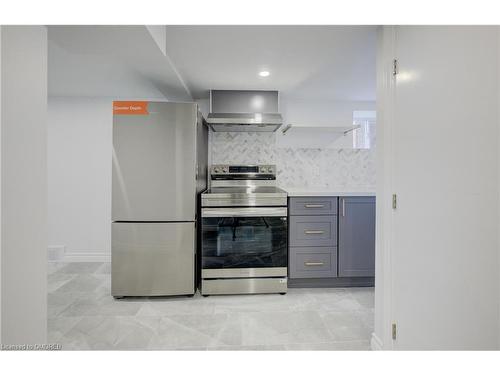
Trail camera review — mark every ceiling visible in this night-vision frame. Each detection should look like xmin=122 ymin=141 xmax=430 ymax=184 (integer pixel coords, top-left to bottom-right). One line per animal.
xmin=48 ymin=26 xmax=376 ymax=102
xmin=164 ymin=25 xmax=377 ymax=101
xmin=48 ymin=26 xmax=191 ymax=100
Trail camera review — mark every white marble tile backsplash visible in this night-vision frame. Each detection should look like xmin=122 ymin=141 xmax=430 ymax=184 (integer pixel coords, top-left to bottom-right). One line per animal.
xmin=210 ymin=132 xmax=376 ymax=191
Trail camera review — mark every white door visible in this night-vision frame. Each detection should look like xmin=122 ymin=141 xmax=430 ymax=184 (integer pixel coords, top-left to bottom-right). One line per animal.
xmin=391 ymin=26 xmax=498 ymax=349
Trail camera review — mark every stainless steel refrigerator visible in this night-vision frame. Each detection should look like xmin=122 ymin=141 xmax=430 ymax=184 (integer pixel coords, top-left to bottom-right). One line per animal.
xmin=111 ymin=101 xmax=208 ymax=297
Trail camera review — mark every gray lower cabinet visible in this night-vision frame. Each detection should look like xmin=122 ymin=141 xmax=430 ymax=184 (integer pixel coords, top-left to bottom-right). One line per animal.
xmin=288 ymin=195 xmax=375 ymax=284
xmin=338 ymin=196 xmax=376 ymax=277
xmin=289 ymin=197 xmax=338 ymax=281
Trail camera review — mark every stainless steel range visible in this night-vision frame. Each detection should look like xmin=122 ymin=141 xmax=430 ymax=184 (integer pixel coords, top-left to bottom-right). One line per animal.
xmin=200 ymin=165 xmax=288 ymax=296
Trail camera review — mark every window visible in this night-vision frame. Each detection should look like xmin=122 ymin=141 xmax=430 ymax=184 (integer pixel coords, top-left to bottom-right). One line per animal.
xmin=352 ymin=110 xmax=376 ymax=149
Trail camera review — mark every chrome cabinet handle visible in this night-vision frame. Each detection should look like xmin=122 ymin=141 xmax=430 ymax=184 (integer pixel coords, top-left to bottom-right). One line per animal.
xmin=341 ymin=198 xmax=345 ymax=217
xmin=304 ymin=230 xmax=324 ymax=235
xmin=304 ymin=204 xmax=324 ymax=208
xmin=305 ymin=262 xmax=325 ymax=266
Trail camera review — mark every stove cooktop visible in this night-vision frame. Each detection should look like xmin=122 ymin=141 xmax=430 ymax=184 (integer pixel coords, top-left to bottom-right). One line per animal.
xmin=204 ymin=186 xmax=287 ymax=195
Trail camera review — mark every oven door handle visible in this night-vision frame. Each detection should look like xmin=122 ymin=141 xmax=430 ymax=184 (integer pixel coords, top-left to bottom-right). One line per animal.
xmin=202 ymin=207 xmax=287 ymax=217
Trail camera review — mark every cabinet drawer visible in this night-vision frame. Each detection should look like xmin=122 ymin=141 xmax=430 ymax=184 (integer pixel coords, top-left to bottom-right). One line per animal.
xmin=289 ymin=215 xmax=337 ymax=247
xmin=289 ymin=197 xmax=338 ymax=216
xmin=289 ymin=247 xmax=337 ymax=278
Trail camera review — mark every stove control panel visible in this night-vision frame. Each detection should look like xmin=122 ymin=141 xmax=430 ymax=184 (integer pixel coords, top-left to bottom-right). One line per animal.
xmin=211 ymin=164 xmax=276 ymax=178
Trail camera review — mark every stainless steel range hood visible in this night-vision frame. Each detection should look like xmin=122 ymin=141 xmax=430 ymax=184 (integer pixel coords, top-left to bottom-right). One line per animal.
xmin=207 ymin=112 xmax=283 ymax=132
xmin=207 ymin=90 xmax=283 ymax=132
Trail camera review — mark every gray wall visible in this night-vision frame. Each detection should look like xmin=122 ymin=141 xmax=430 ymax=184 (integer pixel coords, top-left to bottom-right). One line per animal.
xmin=1 ymin=26 xmax=47 ymax=345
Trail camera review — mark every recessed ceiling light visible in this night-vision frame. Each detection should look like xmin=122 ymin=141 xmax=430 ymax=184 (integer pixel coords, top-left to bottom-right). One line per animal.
xmin=258 ymin=71 xmax=270 ymax=77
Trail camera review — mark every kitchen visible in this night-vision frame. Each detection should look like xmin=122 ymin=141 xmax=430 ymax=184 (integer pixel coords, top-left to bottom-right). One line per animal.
xmin=3 ymin=10 xmax=500 ymax=364
xmin=44 ymin=25 xmax=377 ymax=350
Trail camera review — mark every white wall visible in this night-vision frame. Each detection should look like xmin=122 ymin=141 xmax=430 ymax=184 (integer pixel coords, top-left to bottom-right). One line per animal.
xmin=48 ymin=97 xmax=113 ymax=261
xmin=1 ymin=26 xmax=47 ymax=345
xmin=280 ymin=95 xmax=375 ymax=127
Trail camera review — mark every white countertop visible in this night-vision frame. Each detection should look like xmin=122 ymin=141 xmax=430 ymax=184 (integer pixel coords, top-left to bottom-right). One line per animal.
xmin=285 ymin=189 xmax=376 ymax=197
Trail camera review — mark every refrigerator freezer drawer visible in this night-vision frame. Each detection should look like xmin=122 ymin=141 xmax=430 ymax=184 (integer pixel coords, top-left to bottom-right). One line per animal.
xmin=112 ymin=222 xmax=195 ymax=297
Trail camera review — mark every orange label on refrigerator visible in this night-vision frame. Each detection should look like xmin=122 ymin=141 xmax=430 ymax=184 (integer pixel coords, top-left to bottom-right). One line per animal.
xmin=113 ymin=101 xmax=149 ymax=115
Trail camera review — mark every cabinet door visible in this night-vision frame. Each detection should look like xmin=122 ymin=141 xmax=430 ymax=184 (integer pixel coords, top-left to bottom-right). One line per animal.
xmin=338 ymin=197 xmax=375 ymax=277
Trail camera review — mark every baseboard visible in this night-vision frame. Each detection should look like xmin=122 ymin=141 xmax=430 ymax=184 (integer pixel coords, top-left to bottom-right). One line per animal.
xmin=47 ymin=245 xmax=65 ymax=261
xmin=288 ymin=277 xmax=374 ymax=288
xmin=48 ymin=245 xmax=111 ymax=262
xmin=63 ymin=251 xmax=111 ymax=262
xmin=370 ymin=332 xmax=383 ymax=350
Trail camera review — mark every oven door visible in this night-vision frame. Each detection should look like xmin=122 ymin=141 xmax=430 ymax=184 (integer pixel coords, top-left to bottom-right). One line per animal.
xmin=201 ymin=207 xmax=288 ymax=271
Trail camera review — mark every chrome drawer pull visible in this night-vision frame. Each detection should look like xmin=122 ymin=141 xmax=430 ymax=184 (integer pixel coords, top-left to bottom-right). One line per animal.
xmin=304 ymin=230 xmax=325 ymax=235
xmin=304 ymin=204 xmax=324 ymax=208
xmin=305 ymin=262 xmax=325 ymax=266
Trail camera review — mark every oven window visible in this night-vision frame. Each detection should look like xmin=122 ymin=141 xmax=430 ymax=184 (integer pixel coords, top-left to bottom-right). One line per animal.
xmin=202 ymin=216 xmax=287 ymax=269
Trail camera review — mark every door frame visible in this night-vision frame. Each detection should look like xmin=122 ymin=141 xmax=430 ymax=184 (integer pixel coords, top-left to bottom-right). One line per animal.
xmin=372 ymin=25 xmax=396 ymax=350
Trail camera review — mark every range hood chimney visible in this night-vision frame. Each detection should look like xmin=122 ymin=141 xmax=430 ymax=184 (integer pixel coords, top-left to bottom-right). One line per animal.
xmin=207 ymin=90 xmax=283 ymax=132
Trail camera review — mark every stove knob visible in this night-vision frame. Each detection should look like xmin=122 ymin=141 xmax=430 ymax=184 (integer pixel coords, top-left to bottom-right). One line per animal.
xmin=214 ymin=167 xmax=220 ymax=174
xmin=222 ymin=167 xmax=228 ymax=173
xmin=268 ymin=167 xmax=273 ymax=173
xmin=260 ymin=167 xmax=267 ymax=173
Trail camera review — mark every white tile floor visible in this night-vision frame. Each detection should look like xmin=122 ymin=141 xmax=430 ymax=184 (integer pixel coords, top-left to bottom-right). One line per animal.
xmin=47 ymin=262 xmax=374 ymax=350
